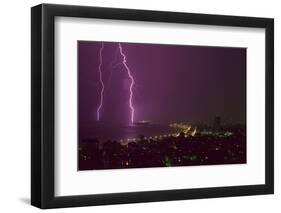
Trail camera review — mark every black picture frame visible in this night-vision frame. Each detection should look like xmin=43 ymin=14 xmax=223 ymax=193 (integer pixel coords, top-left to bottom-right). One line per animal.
xmin=31 ymin=3 xmax=274 ymax=209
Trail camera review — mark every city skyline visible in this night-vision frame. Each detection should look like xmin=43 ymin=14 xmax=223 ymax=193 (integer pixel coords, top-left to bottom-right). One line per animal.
xmin=78 ymin=41 xmax=247 ymax=170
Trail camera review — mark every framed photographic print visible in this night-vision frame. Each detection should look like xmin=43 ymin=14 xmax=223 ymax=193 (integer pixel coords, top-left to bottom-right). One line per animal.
xmin=31 ymin=3 xmax=274 ymax=209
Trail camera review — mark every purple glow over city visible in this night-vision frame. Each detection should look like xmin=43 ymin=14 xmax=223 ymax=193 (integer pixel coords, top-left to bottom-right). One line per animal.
xmin=78 ymin=41 xmax=246 ymax=171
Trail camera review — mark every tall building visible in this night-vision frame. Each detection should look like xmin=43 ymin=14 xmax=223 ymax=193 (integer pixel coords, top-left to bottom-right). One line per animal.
xmin=213 ymin=116 xmax=221 ymax=131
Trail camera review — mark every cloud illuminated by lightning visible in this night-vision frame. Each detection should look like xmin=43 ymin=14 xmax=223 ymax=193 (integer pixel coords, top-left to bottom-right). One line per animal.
xmin=118 ymin=43 xmax=135 ymax=124
xmin=97 ymin=42 xmax=104 ymax=121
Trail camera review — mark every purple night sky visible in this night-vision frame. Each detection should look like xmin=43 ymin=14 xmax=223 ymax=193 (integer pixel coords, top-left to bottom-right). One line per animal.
xmin=78 ymin=41 xmax=246 ymax=129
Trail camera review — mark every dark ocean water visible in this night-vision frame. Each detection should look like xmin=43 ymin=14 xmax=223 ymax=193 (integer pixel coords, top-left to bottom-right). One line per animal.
xmin=79 ymin=123 xmax=177 ymax=142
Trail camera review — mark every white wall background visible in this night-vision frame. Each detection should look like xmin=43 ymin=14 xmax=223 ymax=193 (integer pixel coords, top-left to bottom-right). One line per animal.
xmin=0 ymin=0 xmax=279 ymax=212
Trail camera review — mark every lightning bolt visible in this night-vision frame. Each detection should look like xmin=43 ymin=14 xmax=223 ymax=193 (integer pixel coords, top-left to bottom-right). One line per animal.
xmin=97 ymin=42 xmax=104 ymax=121
xmin=118 ymin=43 xmax=135 ymax=124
